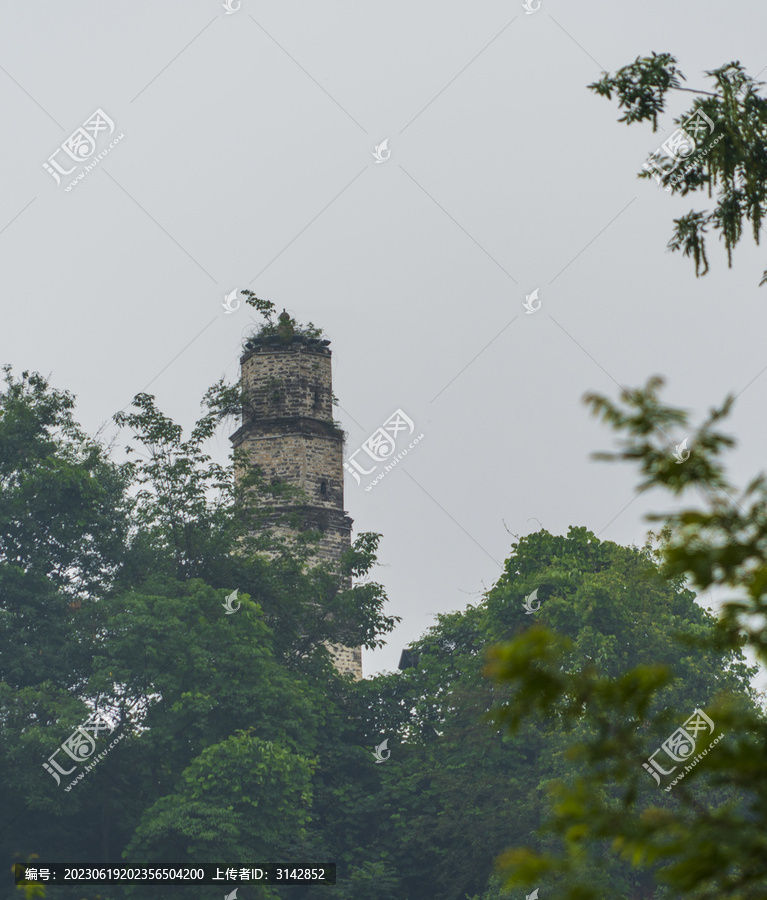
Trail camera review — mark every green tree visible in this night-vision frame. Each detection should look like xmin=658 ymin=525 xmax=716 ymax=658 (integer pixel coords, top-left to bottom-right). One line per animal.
xmin=123 ymin=733 xmax=315 ymax=900
xmin=487 ymin=379 xmax=767 ymax=899
xmin=0 ymin=366 xmax=133 ymax=893
xmin=0 ymin=367 xmax=130 ymax=691
xmin=114 ymin=386 xmax=396 ymax=671
xmin=0 ymin=370 xmax=397 ymax=900
xmin=350 ymin=525 xmax=756 ymax=900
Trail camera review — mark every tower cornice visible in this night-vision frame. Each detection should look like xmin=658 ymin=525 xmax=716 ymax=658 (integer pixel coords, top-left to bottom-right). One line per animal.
xmin=230 ymin=416 xmax=344 ymax=448
xmin=240 ymin=336 xmax=331 ymax=365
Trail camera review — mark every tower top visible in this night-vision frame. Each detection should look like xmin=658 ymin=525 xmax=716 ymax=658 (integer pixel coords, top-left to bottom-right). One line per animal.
xmin=241 ymin=311 xmax=329 ymax=361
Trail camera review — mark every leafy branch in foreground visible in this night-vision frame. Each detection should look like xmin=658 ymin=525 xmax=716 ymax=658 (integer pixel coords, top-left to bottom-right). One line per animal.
xmin=589 ymin=55 xmax=767 ymax=284
xmin=486 ymin=378 xmax=767 ymax=900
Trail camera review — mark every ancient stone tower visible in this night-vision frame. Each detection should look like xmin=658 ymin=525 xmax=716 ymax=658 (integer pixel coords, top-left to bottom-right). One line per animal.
xmin=229 ymin=312 xmax=362 ymax=680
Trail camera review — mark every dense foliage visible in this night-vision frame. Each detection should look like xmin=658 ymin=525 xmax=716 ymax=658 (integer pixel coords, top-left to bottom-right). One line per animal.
xmin=0 ymin=367 xmax=394 ymax=900
xmin=488 ymin=379 xmax=767 ymax=899
xmin=1 ymin=367 xmax=761 ymax=900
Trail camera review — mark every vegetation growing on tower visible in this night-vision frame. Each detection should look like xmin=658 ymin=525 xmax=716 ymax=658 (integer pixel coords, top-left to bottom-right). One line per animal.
xmin=241 ymin=290 xmax=324 ymax=341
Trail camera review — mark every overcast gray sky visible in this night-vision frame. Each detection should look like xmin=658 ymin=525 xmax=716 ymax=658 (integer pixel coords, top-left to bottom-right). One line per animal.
xmin=2 ymin=0 xmax=766 ymax=678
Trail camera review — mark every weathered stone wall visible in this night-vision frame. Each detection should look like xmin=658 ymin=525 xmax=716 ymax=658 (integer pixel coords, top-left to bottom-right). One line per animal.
xmin=328 ymin=643 xmax=362 ymax=679
xmin=237 ymin=430 xmax=345 ymax=513
xmin=231 ymin=338 xmax=362 ymax=680
xmin=240 ymin=343 xmax=334 ymax=422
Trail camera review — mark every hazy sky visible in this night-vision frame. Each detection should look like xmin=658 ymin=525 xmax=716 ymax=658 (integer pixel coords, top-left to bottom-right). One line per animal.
xmin=2 ymin=1 xmax=766 ymax=677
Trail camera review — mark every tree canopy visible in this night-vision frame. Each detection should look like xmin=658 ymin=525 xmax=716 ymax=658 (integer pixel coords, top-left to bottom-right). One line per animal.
xmin=2 ymin=364 xmax=764 ymax=900
xmin=488 ymin=379 xmax=767 ymax=899
xmin=0 ymin=367 xmax=396 ymax=900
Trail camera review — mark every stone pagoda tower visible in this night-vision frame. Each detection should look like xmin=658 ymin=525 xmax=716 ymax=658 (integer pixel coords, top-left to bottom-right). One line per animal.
xmin=229 ymin=311 xmax=362 ymax=679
